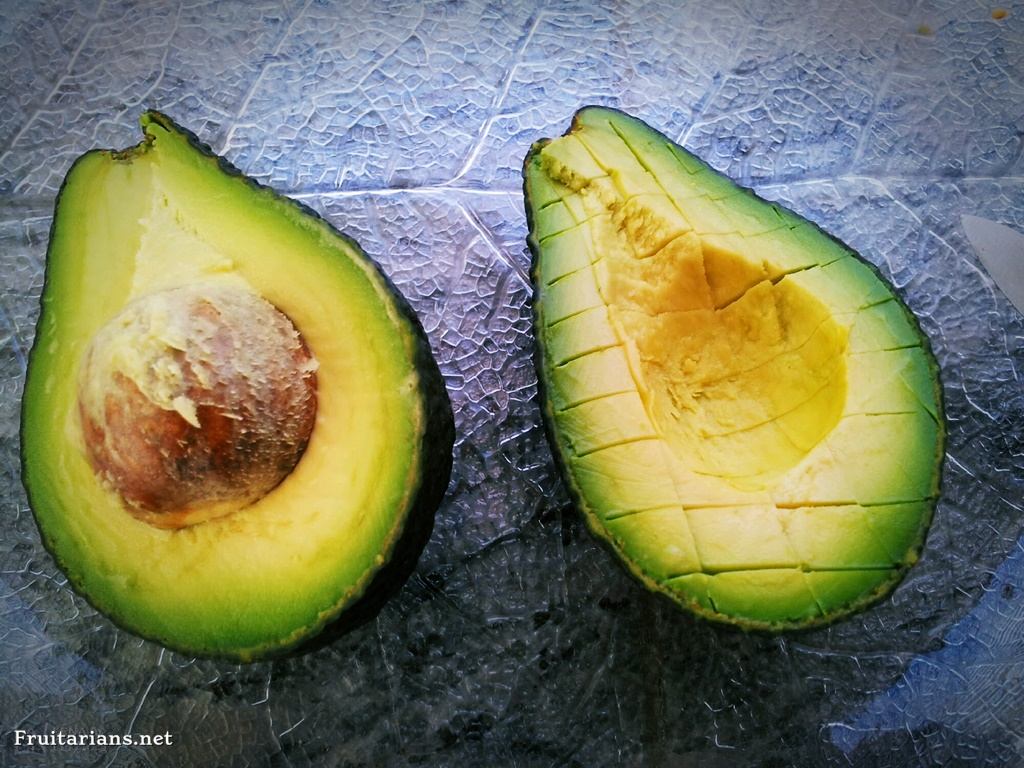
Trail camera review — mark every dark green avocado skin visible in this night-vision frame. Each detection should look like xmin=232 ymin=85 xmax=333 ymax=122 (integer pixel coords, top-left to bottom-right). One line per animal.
xmin=522 ymin=105 xmax=946 ymax=633
xmin=20 ymin=110 xmax=455 ymax=660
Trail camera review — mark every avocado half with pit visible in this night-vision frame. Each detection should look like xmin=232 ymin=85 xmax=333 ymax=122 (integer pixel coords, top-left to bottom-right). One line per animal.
xmin=21 ymin=112 xmax=454 ymax=660
xmin=525 ymin=107 xmax=944 ymax=629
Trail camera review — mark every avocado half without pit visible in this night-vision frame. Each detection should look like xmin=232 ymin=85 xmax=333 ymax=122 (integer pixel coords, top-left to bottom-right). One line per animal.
xmin=525 ymin=107 xmax=944 ymax=629
xmin=21 ymin=112 xmax=454 ymax=661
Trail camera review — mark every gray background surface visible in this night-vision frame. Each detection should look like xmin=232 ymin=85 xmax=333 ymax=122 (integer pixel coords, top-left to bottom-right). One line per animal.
xmin=1 ymin=0 xmax=1023 ymax=766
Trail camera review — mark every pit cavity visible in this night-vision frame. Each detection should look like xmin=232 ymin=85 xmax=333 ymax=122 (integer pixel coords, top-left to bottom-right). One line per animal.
xmin=599 ymin=217 xmax=849 ymax=489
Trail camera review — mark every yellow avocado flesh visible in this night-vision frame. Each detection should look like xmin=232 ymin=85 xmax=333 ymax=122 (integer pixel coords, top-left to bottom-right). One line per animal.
xmin=22 ymin=114 xmax=441 ymax=659
xmin=526 ymin=108 xmax=943 ymax=629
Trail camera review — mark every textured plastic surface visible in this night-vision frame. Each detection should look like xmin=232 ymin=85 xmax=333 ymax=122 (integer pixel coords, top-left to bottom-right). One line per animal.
xmin=1 ymin=1 xmax=1022 ymax=766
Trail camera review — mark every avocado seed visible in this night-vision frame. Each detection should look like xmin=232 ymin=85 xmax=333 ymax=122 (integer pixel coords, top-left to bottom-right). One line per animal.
xmin=77 ymin=282 xmax=318 ymax=528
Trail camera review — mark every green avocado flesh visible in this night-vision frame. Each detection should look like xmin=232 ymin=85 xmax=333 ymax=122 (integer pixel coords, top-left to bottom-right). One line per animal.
xmin=524 ymin=107 xmax=944 ymax=630
xmin=21 ymin=112 xmax=453 ymax=660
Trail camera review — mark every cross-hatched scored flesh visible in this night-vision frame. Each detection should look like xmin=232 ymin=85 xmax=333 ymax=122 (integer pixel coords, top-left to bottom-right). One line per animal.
xmin=525 ymin=107 xmax=944 ymax=629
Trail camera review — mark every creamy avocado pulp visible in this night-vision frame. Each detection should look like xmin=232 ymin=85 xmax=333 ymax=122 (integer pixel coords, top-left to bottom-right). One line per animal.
xmin=22 ymin=112 xmax=453 ymax=659
xmin=525 ymin=107 xmax=943 ymax=629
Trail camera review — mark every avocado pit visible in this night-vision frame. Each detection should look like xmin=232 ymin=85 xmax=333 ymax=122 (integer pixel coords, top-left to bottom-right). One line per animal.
xmin=77 ymin=282 xmax=318 ymax=529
